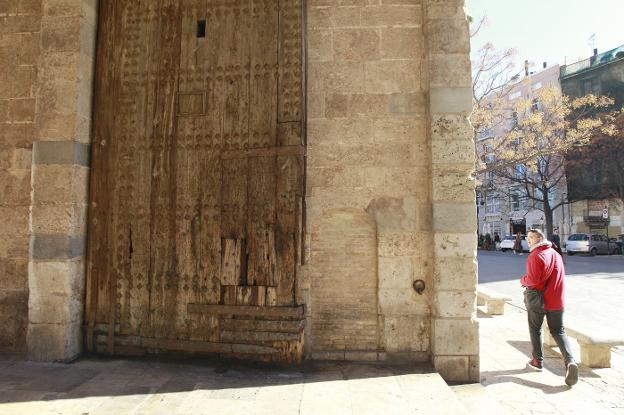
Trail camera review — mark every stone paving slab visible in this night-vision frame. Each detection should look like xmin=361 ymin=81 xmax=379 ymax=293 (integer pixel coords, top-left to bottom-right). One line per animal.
xmin=0 ymin=357 xmax=468 ymax=415
xmin=478 ymin=304 xmax=624 ymax=414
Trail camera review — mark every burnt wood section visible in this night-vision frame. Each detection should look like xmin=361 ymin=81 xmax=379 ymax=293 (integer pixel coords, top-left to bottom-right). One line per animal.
xmin=86 ymin=0 xmax=305 ymax=363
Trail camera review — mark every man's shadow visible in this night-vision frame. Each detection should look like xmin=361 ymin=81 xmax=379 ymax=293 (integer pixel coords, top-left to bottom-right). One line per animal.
xmin=480 ymin=340 xmax=599 ymax=393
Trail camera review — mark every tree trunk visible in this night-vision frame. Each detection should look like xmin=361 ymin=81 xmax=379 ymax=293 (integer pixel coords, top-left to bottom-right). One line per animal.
xmin=543 ymin=194 xmax=554 ymax=237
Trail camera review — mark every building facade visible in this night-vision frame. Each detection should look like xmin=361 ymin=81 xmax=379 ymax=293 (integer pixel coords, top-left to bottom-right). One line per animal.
xmin=561 ymin=44 xmax=624 ymax=241
xmin=476 ymin=65 xmax=567 ymax=241
xmin=0 ymin=0 xmax=478 ymax=382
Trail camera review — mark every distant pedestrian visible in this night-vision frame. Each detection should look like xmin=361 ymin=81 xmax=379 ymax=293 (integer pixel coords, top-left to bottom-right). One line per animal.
xmin=550 ymin=233 xmax=563 ymax=257
xmin=520 ymin=228 xmax=578 ymax=386
xmin=514 ymin=232 xmax=523 ymax=255
xmin=494 ymin=233 xmax=501 ymax=251
xmin=485 ymin=233 xmax=492 ymax=251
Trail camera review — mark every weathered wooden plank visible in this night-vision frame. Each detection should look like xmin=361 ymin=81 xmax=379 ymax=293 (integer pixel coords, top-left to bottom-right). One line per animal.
xmin=221 ymin=330 xmax=300 ymax=343
xmin=278 ymin=0 xmax=304 ymax=123
xmin=148 ymin=0 xmax=183 ymax=340
xmin=221 ymin=238 xmax=242 ymax=285
xmin=220 ymin=319 xmax=304 ymax=333
xmin=142 ymin=337 xmax=278 ymax=354
xmin=187 ymin=304 xmax=305 ymax=319
xmin=221 ymin=145 xmax=304 ymax=159
xmin=85 ymin=0 xmax=118 ymax=354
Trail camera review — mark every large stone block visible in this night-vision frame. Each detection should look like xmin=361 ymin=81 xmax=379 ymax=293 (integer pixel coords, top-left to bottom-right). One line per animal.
xmin=364 ymin=60 xmax=420 ymax=94
xmin=0 ymin=206 xmax=30 ymax=239
xmin=0 ymin=169 xmax=32 ymax=206
xmin=307 ymin=117 xmax=374 ymax=146
xmin=361 ymin=5 xmax=422 ymax=26
xmin=426 ymin=19 xmax=469 ymax=54
xmin=41 ymin=16 xmax=81 ymax=52
xmin=0 ymin=257 xmax=28 ymax=291
xmin=435 ymin=290 xmax=476 ymax=318
xmin=30 ymin=234 xmax=86 ymax=260
xmin=366 ymin=195 xmax=417 ymax=233
xmin=431 ymin=113 xmax=473 ymax=141
xmin=0 ymin=290 xmax=28 ymax=351
xmin=432 ymin=318 xmax=479 ymax=355
xmin=307 ymin=93 xmax=325 ymax=119
xmin=384 ymin=316 xmax=430 ymax=353
xmin=28 ymin=259 xmax=84 ymax=325
xmin=333 ymin=29 xmax=380 ymax=61
xmin=430 ymin=87 xmax=472 ymax=114
xmin=27 ymin=321 xmax=82 ymax=362
xmin=433 ymin=202 xmax=477 ymax=233
xmin=31 ymin=164 xmax=89 ymax=204
xmin=430 ymin=53 xmax=471 ymax=87
xmin=378 ymin=232 xmax=426 ymax=257
xmin=434 ymin=232 xmax=476 ymax=258
xmin=378 ymin=287 xmax=429 ymax=316
xmin=2 ymin=65 xmax=35 ymax=99
xmin=31 ymin=202 xmax=87 ymax=235
xmin=389 ymin=92 xmax=426 ymax=115
xmin=381 ymin=27 xmax=423 ymax=59
xmin=432 ymin=139 xmax=475 ymax=164
xmin=8 ymin=98 xmax=36 ymax=122
xmin=308 ymin=29 xmax=332 ymax=61
xmin=433 ymin=355 xmax=469 ymax=382
xmin=308 ymin=61 xmax=365 ymax=93
xmin=433 ymin=256 xmax=478 ymax=291
xmin=43 ymin=0 xmax=82 ymax=17
xmin=432 ymin=165 xmax=475 ymax=203
xmin=372 ymin=117 xmax=427 ymax=144
xmin=378 ymin=256 xmax=414 ymax=291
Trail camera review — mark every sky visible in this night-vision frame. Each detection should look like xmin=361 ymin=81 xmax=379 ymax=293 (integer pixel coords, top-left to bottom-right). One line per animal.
xmin=466 ymin=0 xmax=624 ymax=71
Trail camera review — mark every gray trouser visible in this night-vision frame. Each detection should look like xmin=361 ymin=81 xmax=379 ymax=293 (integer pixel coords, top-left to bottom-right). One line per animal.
xmin=527 ymin=308 xmax=575 ymax=365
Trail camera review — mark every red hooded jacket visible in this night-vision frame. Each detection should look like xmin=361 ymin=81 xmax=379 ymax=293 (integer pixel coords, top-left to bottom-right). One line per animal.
xmin=520 ymin=243 xmax=565 ymax=310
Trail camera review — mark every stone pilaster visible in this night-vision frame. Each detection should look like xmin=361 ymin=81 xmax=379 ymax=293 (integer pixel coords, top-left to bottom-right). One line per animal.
xmin=27 ymin=0 xmax=97 ymax=361
xmin=425 ymin=0 xmax=479 ymax=382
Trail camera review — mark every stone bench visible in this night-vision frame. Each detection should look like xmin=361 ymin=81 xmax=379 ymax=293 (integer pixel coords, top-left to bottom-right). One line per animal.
xmin=544 ymin=323 xmax=624 ymax=368
xmin=477 ymin=289 xmax=512 ymax=315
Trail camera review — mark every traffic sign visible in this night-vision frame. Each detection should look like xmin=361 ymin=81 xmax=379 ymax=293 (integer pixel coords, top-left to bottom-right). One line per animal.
xmin=602 ymin=208 xmax=609 ymax=219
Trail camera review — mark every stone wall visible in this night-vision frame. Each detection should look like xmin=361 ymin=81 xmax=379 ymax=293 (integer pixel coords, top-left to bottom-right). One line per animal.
xmin=0 ymin=0 xmax=42 ymax=353
xmin=26 ymin=0 xmax=97 ymax=361
xmin=304 ymin=0 xmax=478 ymax=382
xmin=2 ymin=0 xmax=478 ymax=383
xmin=426 ymin=0 xmax=478 ymax=382
xmin=305 ymin=0 xmax=432 ymax=362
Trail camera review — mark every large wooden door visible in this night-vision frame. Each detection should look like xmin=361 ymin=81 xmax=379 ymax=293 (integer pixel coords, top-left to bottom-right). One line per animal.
xmin=85 ymin=0 xmax=305 ymax=362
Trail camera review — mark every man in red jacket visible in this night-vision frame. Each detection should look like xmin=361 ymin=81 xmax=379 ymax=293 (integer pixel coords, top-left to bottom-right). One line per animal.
xmin=520 ymin=228 xmax=578 ymax=386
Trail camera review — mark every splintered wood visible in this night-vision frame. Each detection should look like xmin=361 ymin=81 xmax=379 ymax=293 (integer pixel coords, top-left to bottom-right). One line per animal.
xmin=86 ymin=0 xmax=305 ymax=363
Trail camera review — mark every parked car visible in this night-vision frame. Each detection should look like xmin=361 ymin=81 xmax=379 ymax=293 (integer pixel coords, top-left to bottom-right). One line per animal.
xmin=566 ymin=233 xmax=619 ymax=256
xmin=500 ymin=235 xmax=529 ymax=252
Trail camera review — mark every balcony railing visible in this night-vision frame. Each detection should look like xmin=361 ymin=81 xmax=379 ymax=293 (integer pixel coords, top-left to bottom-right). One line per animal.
xmin=561 ymin=45 xmax=624 ymax=78
xmin=583 ymin=210 xmax=610 ymax=223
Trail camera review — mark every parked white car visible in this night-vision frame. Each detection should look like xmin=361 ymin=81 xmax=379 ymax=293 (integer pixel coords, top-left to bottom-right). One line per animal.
xmin=565 ymin=233 xmax=619 ymax=256
xmin=500 ymin=235 xmax=529 ymax=252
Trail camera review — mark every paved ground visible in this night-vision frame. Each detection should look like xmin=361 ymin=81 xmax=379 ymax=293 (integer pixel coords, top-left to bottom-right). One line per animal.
xmin=0 ymin=251 xmax=621 ymax=414
xmin=478 ymin=250 xmax=624 ymax=332
xmin=0 ymin=357 xmax=468 ymax=415
xmin=477 ymin=304 xmax=624 ymax=414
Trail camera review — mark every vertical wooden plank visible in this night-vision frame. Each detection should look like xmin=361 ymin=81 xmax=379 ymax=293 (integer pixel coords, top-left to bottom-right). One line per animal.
xmin=277 ymin=0 xmax=303 ymax=123
xmin=148 ymin=0 xmax=183 ymax=340
xmin=85 ymin=0 xmax=118 ymax=352
xmin=221 ymin=238 xmax=242 ymax=285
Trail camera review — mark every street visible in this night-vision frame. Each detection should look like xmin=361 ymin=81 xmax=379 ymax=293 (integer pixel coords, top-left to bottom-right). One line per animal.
xmin=478 ymin=250 xmax=624 ymax=334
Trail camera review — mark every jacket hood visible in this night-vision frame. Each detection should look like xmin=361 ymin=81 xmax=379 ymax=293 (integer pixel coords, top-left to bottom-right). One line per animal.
xmin=529 ymin=240 xmax=552 ymax=252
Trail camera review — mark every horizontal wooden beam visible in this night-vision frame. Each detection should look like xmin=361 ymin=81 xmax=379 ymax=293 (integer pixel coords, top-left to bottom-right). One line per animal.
xmin=187 ymin=303 xmax=305 ymax=319
xmin=220 ymin=145 xmax=304 ymax=160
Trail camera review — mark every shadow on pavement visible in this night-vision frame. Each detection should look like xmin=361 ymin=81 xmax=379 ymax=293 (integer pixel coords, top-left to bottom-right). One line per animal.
xmin=480 ymin=368 xmax=571 ymax=394
xmin=0 ymin=356 xmax=436 ymax=404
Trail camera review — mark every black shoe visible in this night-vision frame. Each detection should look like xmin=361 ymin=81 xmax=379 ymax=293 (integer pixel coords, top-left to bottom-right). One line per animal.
xmin=565 ymin=362 xmax=578 ymax=386
xmin=527 ymin=358 xmax=543 ymax=371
